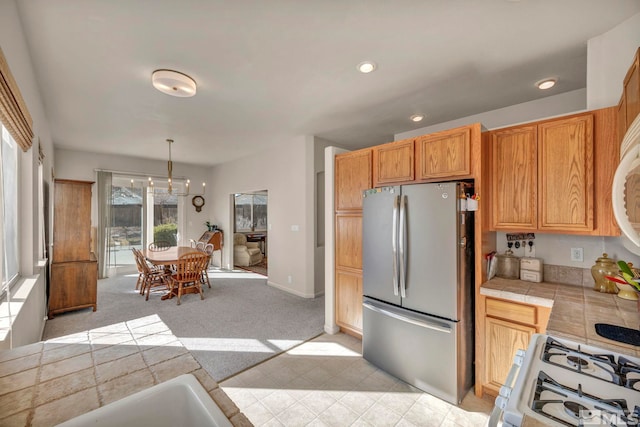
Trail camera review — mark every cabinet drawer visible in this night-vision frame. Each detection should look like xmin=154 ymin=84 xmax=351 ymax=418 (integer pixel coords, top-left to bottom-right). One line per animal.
xmin=486 ymin=298 xmax=536 ymax=325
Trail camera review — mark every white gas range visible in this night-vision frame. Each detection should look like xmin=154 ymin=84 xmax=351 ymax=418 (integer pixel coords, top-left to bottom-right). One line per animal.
xmin=490 ymin=334 xmax=640 ymax=427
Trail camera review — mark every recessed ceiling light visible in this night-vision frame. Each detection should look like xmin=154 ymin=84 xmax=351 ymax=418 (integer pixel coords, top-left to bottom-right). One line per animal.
xmin=410 ymin=114 xmax=425 ymax=122
xmin=357 ymin=61 xmax=377 ymax=73
xmin=152 ymin=69 xmax=197 ymax=97
xmin=536 ymin=78 xmax=556 ymax=90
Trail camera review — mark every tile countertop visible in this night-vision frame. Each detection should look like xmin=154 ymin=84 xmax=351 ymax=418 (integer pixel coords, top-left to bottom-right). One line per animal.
xmin=0 ymin=314 xmax=252 ymax=427
xmin=480 ymin=277 xmax=640 ymax=357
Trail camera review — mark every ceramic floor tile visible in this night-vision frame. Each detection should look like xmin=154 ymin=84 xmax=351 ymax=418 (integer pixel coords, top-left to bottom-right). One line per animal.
xmin=402 ymin=401 xmax=449 ymax=427
xmin=446 ymin=404 xmax=490 ymax=427
xmin=376 ymin=390 xmax=420 ymax=416
xmin=243 ymin=401 xmax=276 ymax=425
xmin=274 ymin=402 xmax=316 ymax=427
xmin=89 ymin=332 xmax=135 ymax=346
xmin=338 ymin=391 xmax=377 ymax=415
xmin=299 ymin=390 xmax=337 ymax=415
xmin=361 ymin=402 xmax=404 ymax=426
xmin=259 ymin=389 xmax=297 ymax=416
xmin=318 ymin=401 xmax=360 ymax=427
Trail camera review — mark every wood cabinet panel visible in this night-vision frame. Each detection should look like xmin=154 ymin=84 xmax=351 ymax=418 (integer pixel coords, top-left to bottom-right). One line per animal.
xmin=335 ymin=214 xmax=362 ymax=270
xmin=618 ymin=95 xmax=627 ymax=146
xmin=416 ymin=126 xmax=471 ymax=180
xmin=538 ymin=114 xmax=594 ymax=232
xmin=335 ymin=149 xmax=372 ymax=211
xmin=624 ymin=48 xmax=640 ymax=129
xmin=484 ymin=317 xmax=535 ymax=394
xmin=372 ymin=138 xmax=414 ymax=186
xmin=490 ymin=126 xmax=537 ymax=230
xmin=486 ymin=298 xmax=536 ymax=325
xmin=53 ymin=180 xmax=93 ymax=262
xmin=49 ymin=260 xmax=98 ymax=317
xmin=335 ymin=270 xmax=363 ymax=334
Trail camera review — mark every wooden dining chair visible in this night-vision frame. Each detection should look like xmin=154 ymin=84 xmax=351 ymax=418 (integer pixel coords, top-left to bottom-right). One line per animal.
xmin=132 ymin=248 xmax=144 ymax=291
xmin=200 ymin=243 xmax=214 ymax=289
xmin=148 ymin=241 xmax=171 ymax=251
xmin=133 ymin=248 xmax=170 ymax=300
xmin=169 ymin=251 xmax=209 ymax=305
xmin=195 ymin=241 xmax=206 ymax=251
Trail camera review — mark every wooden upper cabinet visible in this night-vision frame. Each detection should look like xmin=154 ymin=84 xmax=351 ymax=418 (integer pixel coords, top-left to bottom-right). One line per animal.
xmin=623 ymin=48 xmax=640 ymax=130
xmin=618 ymin=95 xmax=627 ymax=145
xmin=372 ymin=138 xmax=414 ymax=187
xmin=416 ymin=126 xmax=471 ymax=180
xmin=53 ymin=180 xmax=94 ymax=263
xmin=538 ymin=114 xmax=594 ymax=232
xmin=490 ymin=125 xmax=538 ymax=230
xmin=335 ymin=149 xmax=372 ymax=211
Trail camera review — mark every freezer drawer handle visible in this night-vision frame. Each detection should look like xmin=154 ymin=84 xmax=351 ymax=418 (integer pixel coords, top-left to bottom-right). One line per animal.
xmin=363 ymin=302 xmax=451 ymax=334
xmin=392 ymin=195 xmax=400 ymax=296
xmin=398 ymin=194 xmax=407 ymax=298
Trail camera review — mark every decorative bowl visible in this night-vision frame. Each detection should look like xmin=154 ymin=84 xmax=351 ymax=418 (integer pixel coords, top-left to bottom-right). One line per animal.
xmin=616 ymin=281 xmax=640 ymax=300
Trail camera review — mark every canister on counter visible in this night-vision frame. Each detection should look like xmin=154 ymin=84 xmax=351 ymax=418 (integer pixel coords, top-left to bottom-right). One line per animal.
xmin=520 ymin=257 xmax=543 ymax=282
xmin=495 ymin=249 xmax=521 ymax=279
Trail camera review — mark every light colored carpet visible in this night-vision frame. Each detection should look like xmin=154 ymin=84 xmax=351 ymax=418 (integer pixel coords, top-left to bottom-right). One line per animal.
xmin=42 ymin=270 xmax=325 ymax=381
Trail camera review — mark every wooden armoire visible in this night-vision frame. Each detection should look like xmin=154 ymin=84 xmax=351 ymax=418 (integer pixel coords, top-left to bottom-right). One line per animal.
xmin=49 ymin=179 xmax=97 ymax=318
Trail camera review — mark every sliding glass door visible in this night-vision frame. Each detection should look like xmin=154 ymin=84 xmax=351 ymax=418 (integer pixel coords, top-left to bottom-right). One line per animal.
xmin=108 ymin=175 xmax=185 ymax=271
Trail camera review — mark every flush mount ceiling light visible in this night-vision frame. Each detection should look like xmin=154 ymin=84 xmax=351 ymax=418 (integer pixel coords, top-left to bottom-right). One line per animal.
xmin=536 ymin=78 xmax=557 ymax=90
xmin=357 ymin=61 xmax=377 ymax=73
xmin=410 ymin=114 xmax=425 ymax=122
xmin=151 ymin=69 xmax=197 ymax=97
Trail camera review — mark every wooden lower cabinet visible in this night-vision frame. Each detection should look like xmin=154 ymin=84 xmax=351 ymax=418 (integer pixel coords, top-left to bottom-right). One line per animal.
xmin=335 ymin=269 xmax=363 ymax=336
xmin=484 ymin=316 xmax=536 ymax=394
xmin=480 ymin=297 xmax=551 ymax=397
xmin=49 ymin=259 xmax=98 ymax=318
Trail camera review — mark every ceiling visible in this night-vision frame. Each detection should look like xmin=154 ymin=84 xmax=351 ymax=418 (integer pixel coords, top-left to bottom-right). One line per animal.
xmin=15 ymin=0 xmax=640 ymax=166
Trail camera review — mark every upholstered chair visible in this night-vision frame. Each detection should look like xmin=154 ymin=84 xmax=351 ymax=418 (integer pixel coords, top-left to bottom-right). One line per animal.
xmin=233 ymin=233 xmax=264 ymax=266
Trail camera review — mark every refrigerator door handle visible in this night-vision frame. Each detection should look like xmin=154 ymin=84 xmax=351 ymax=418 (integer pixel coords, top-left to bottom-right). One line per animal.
xmin=398 ymin=194 xmax=407 ymax=298
xmin=363 ymin=301 xmax=452 ymax=334
xmin=392 ymin=195 xmax=400 ymax=296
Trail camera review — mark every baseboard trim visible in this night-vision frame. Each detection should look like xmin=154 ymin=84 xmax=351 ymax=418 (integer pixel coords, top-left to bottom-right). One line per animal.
xmin=267 ymin=281 xmax=316 ymax=298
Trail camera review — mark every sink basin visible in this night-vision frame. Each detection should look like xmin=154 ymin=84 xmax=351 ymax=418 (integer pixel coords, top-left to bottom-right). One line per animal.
xmin=57 ymin=374 xmax=232 ymax=427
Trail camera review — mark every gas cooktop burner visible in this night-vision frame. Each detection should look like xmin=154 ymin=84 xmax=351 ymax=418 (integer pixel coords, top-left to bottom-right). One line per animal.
xmin=531 ymin=371 xmax=630 ymax=426
xmin=566 ymin=355 xmax=589 ymax=370
xmin=563 ymin=401 xmax=587 ymax=419
xmin=543 ymin=337 xmax=625 ymax=386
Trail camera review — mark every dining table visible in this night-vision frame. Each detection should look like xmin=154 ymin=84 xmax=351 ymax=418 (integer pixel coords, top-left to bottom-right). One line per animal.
xmin=141 ymin=246 xmax=202 ymax=300
xmin=141 ymin=245 xmax=196 ymax=266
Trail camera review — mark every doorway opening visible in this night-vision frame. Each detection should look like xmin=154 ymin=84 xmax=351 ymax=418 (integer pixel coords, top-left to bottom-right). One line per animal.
xmin=232 ymin=191 xmax=267 ymax=275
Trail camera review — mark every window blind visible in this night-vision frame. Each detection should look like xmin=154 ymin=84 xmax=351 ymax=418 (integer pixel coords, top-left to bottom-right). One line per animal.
xmin=0 ymin=46 xmax=33 ymax=152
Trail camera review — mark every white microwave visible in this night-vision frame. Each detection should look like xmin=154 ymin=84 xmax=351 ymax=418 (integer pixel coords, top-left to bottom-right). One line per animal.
xmin=613 ymin=113 xmax=640 ymax=255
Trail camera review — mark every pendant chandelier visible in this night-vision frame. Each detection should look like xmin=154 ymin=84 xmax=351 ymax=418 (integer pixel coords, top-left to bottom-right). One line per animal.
xmin=146 ymin=139 xmax=205 ymax=196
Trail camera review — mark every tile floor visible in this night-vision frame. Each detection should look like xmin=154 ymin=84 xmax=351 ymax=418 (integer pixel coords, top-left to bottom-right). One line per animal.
xmin=221 ymin=333 xmax=495 ymax=426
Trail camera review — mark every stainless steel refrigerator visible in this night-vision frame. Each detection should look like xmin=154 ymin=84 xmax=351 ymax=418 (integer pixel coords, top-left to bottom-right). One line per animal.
xmin=362 ymin=181 xmax=474 ymax=405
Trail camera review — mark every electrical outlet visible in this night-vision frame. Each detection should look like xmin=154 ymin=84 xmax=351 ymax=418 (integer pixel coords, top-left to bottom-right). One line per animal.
xmin=571 ymin=247 xmax=584 ymax=262
xmin=287 ymin=275 xmax=292 ymax=284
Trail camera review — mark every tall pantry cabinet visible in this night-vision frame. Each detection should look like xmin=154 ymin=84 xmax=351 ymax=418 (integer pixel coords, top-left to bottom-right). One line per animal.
xmin=49 ymin=179 xmax=97 ymax=318
xmin=334 ymin=148 xmax=372 ymax=337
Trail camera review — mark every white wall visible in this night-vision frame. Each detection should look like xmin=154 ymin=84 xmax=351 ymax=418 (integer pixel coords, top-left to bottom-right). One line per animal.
xmin=313 ymin=137 xmax=335 ymax=296
xmin=587 ymin=12 xmax=640 ymax=110
xmin=54 ymin=148 xmax=212 ymax=248
xmin=209 ymin=136 xmax=321 ymax=298
xmin=0 ymin=0 xmax=56 ymax=348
